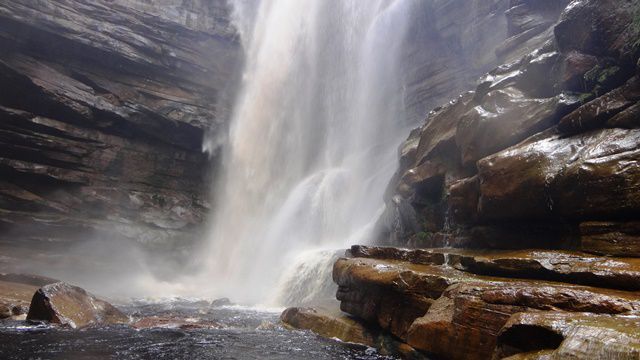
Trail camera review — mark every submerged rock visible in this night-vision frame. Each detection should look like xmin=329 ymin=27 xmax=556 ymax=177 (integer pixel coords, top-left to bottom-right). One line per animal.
xmin=281 ymin=307 xmax=377 ymax=346
xmin=26 ymin=282 xmax=128 ymax=328
xmin=132 ymin=316 xmax=222 ymax=330
xmin=477 ymin=128 xmax=640 ymax=221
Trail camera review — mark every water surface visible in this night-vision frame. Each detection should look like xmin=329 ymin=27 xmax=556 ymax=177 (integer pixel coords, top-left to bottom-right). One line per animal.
xmin=0 ymin=300 xmax=397 ymax=360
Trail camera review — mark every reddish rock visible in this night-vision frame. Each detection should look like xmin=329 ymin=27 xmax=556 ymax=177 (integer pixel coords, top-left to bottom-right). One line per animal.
xmin=496 ymin=312 xmax=640 ymax=359
xmin=333 ymin=257 xmax=465 ymax=338
xmin=396 ymin=161 xmax=447 ymax=202
xmin=554 ymin=0 xmax=640 ymax=62
xmin=447 ymin=249 xmax=640 ymax=291
xmin=558 ymin=51 xmax=600 ymax=91
xmin=0 ymin=274 xmax=59 ymax=319
xmin=456 ymin=88 xmax=578 ymax=167
xmin=281 ymin=307 xmax=377 ymax=346
xmin=405 ymin=280 xmax=640 ymax=360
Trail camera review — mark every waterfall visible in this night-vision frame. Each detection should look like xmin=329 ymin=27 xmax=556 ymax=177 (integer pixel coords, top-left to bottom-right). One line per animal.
xmin=202 ymin=0 xmax=417 ymax=305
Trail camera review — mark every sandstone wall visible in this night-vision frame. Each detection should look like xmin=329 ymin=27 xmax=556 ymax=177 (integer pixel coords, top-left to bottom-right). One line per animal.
xmin=381 ymin=0 xmax=640 ymax=256
xmin=0 ymin=0 xmax=241 ymax=271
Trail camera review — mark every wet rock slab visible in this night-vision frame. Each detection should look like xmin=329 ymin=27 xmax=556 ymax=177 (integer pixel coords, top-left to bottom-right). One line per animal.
xmin=335 ymin=246 xmax=640 ymax=359
xmin=497 ymin=312 xmax=640 ymax=359
xmin=132 ymin=316 xmax=222 ymax=330
xmin=27 ymin=282 xmax=128 ymax=328
xmin=579 ymin=221 xmax=640 ymax=257
xmin=281 ymin=307 xmax=378 ymax=346
xmin=280 ymin=307 xmax=426 ymax=359
xmin=349 ymin=245 xmax=640 ymax=291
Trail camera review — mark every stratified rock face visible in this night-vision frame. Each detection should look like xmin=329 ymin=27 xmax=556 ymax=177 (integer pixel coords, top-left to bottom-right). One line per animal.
xmin=378 ymin=0 xmax=640 ymax=254
xmin=400 ymin=0 xmax=569 ymax=123
xmin=496 ymin=312 xmax=640 ymax=360
xmin=332 ymin=246 xmax=640 ymax=360
xmin=0 ymin=274 xmax=59 ymax=319
xmin=327 ymin=1 xmax=640 ymax=359
xmin=0 ymin=0 xmax=241 ymax=270
xmin=26 ymin=282 xmax=128 ymax=328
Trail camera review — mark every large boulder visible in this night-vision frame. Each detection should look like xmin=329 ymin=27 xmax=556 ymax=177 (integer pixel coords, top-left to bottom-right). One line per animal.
xmin=334 ymin=249 xmax=640 ymax=359
xmin=0 ymin=273 xmax=58 ymax=319
xmin=27 ymin=282 xmax=128 ymax=328
xmin=281 ymin=307 xmax=377 ymax=347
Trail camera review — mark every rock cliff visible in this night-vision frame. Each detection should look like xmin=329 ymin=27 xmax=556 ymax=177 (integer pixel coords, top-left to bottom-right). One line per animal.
xmin=381 ymin=0 xmax=640 ymax=252
xmin=0 ymin=0 xmax=241 ymax=273
xmin=285 ymin=0 xmax=640 ymax=358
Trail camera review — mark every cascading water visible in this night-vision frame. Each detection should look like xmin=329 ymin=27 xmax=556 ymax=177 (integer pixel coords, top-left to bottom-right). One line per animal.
xmin=202 ymin=0 xmax=418 ymax=305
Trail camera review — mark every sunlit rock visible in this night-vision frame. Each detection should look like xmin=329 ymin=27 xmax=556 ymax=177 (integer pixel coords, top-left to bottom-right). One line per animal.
xmin=27 ymin=282 xmax=128 ymax=328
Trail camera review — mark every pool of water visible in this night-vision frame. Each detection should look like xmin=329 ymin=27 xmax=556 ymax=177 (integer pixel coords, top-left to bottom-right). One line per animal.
xmin=0 ymin=299 xmax=398 ymax=360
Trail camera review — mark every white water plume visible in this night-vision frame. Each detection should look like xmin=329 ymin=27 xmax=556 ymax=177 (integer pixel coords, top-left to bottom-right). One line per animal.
xmin=201 ymin=0 xmax=418 ymax=305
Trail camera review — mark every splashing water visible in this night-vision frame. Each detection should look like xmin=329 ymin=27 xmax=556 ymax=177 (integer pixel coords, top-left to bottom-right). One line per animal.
xmin=201 ymin=0 xmax=417 ymax=305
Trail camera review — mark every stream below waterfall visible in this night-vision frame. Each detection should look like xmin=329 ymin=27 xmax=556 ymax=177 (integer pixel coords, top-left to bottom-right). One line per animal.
xmin=0 ymin=300 xmax=398 ymax=360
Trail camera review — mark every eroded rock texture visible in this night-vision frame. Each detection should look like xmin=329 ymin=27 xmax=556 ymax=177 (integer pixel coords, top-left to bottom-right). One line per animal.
xmin=379 ymin=0 xmax=640 ymax=255
xmin=0 ymin=0 xmax=241 ymax=271
xmin=316 ymin=0 xmax=640 ymax=359
xmin=333 ymin=246 xmax=640 ymax=360
xmin=401 ymin=0 xmax=569 ymax=123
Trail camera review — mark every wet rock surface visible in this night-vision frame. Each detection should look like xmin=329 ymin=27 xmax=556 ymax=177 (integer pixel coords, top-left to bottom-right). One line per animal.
xmin=332 ymin=247 xmax=640 ymax=359
xmin=0 ymin=0 xmax=241 ymax=272
xmin=26 ymin=282 xmax=129 ymax=328
xmin=0 ymin=274 xmax=59 ymax=320
xmin=497 ymin=312 xmax=640 ymax=359
xmin=281 ymin=307 xmax=426 ymax=359
xmin=2 ymin=299 xmax=397 ymax=360
xmin=377 ymin=0 xmax=640 ymax=251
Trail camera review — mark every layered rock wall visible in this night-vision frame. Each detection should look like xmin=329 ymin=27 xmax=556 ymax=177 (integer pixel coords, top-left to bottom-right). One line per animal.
xmin=286 ymin=1 xmax=640 ymax=358
xmin=381 ymin=0 xmax=640 ymax=255
xmin=0 ymin=0 xmax=241 ymax=272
